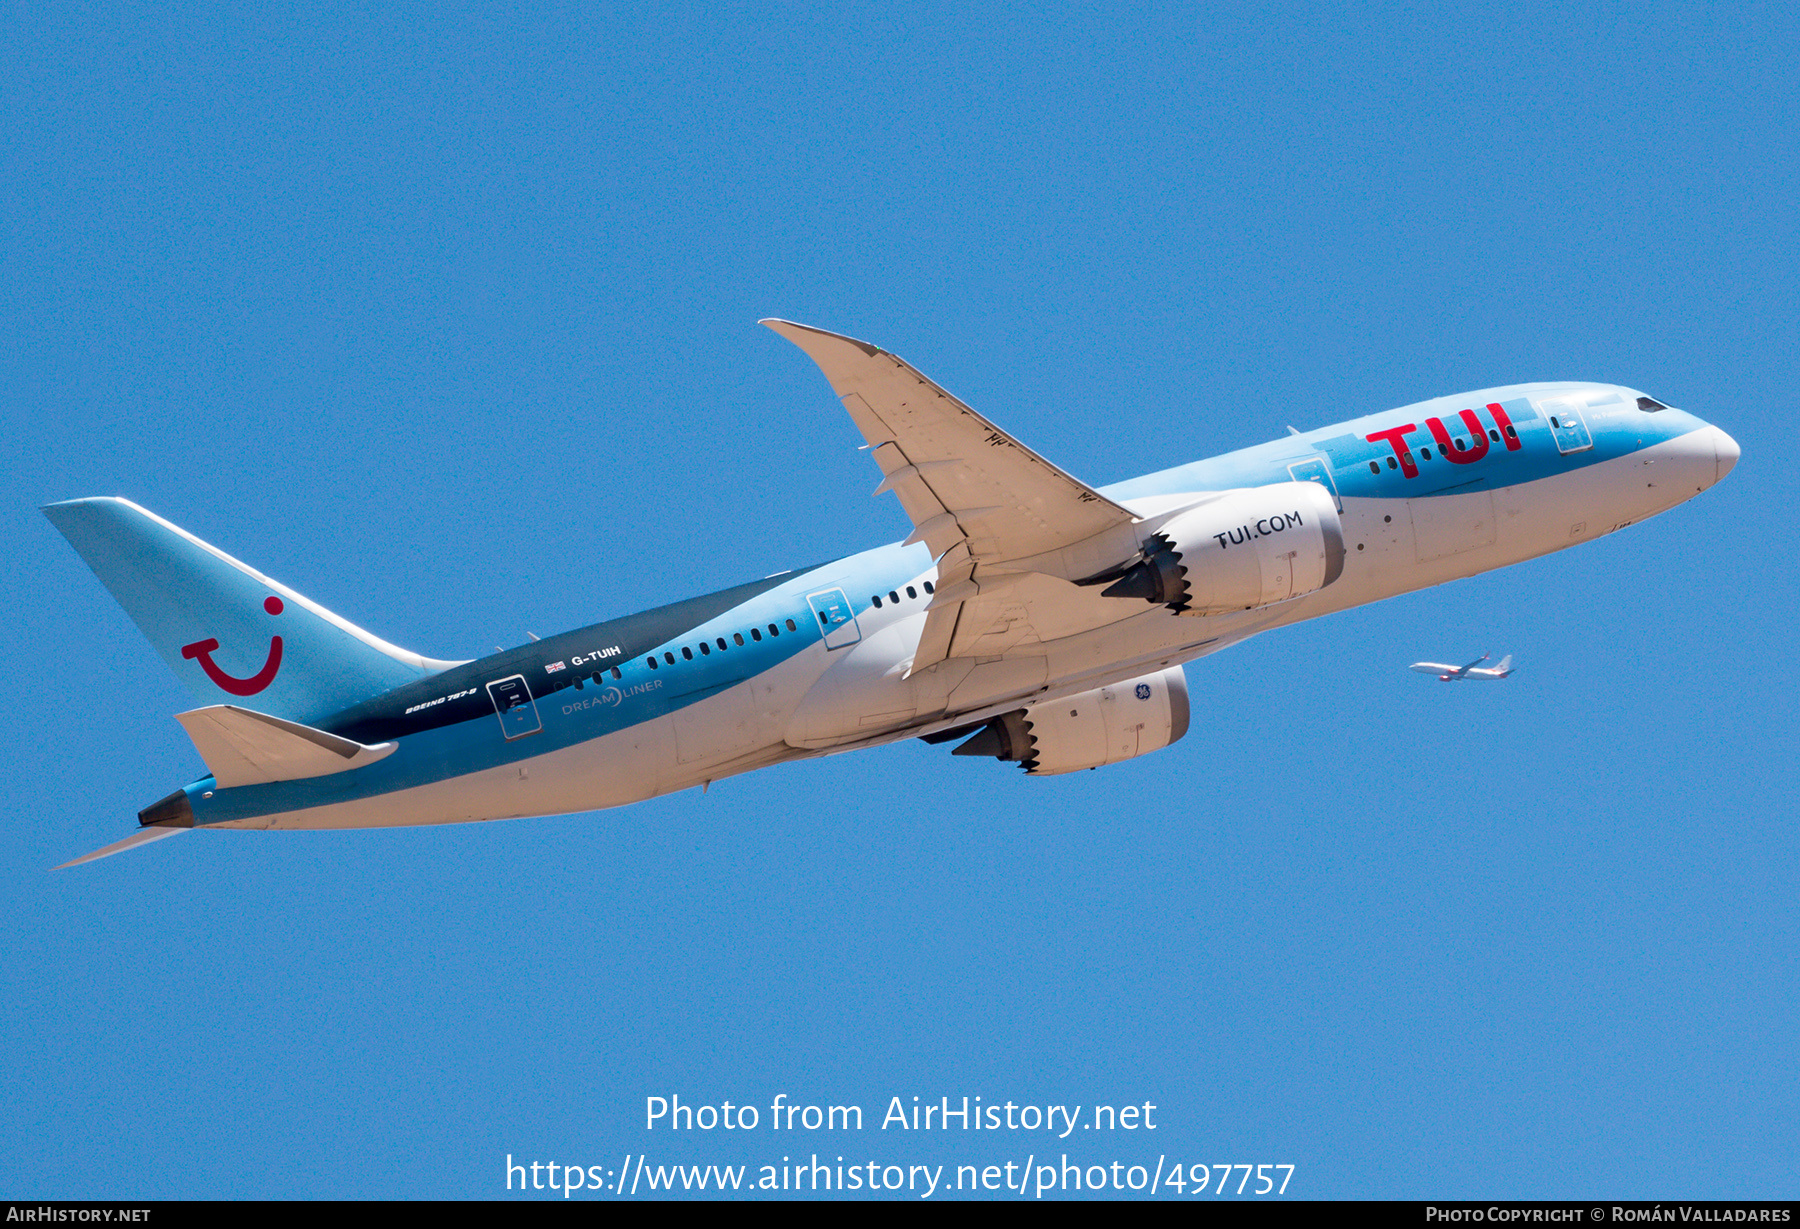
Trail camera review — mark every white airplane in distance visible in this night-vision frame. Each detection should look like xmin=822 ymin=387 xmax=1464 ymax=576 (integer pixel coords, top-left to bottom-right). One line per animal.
xmin=1410 ymin=654 xmax=1514 ymax=681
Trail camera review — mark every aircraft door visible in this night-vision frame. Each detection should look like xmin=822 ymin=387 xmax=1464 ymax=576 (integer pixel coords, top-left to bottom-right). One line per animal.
xmin=1287 ymin=457 xmax=1343 ymax=512
xmin=487 ymin=674 xmax=542 ymax=739
xmin=1539 ymin=400 xmax=1595 ymax=454
xmin=806 ymin=588 xmax=862 ymax=650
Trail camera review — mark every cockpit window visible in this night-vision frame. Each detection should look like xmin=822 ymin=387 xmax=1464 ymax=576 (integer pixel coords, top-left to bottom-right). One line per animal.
xmin=1637 ymin=396 xmax=1668 ymax=412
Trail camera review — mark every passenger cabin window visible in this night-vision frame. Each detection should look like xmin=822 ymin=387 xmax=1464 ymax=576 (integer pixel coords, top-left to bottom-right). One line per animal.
xmin=716 ymin=637 xmax=727 ymax=651
xmin=923 ymin=581 xmax=935 ymax=594
xmin=1505 ymin=425 xmax=1518 ymax=440
xmin=1387 ymin=456 xmax=1397 ymax=470
xmin=681 ymin=647 xmax=693 ymax=661
xmin=1489 ymin=429 xmax=1500 ymax=442
xmin=664 ymin=651 xmax=675 ymax=665
xmin=611 ymin=666 xmax=621 ymax=679
xmin=1421 ymin=447 xmax=1432 ymax=459
xmin=1550 ymin=416 xmax=1561 ymax=428
xmin=906 ymin=586 xmax=917 ymax=599
xmin=647 ymin=656 xmax=658 ymax=669
xmin=751 ymin=627 xmax=762 ymax=641
xmin=699 ymin=642 xmax=710 ymax=655
xmin=733 ymin=633 xmax=745 ymax=646
xmin=786 ymin=619 xmax=797 ymax=631
xmin=1369 ymin=461 xmax=1379 ymax=474
xmin=872 ymin=595 xmax=882 ymax=608
xmin=889 ymin=590 xmax=900 ymax=604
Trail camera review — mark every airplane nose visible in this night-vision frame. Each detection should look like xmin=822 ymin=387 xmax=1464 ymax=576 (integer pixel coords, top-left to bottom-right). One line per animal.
xmin=1711 ymin=426 xmax=1740 ymax=484
xmin=1663 ymin=424 xmax=1739 ymax=492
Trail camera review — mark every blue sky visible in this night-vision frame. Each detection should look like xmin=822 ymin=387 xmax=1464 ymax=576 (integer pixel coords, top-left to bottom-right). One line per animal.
xmin=2 ymin=0 xmax=1794 ymax=1200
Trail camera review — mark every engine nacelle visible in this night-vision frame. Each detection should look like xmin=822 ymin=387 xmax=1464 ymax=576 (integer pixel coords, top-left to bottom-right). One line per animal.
xmin=951 ymin=666 xmax=1189 ymax=775
xmin=1098 ymin=481 xmax=1345 ymax=612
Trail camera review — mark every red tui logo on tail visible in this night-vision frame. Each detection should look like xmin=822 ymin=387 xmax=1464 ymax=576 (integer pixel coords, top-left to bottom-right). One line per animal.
xmin=181 ymin=596 xmax=285 ymax=696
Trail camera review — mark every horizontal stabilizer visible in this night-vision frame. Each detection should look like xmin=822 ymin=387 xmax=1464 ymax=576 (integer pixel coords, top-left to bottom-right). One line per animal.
xmin=54 ymin=825 xmax=188 ymax=870
xmin=175 ymin=705 xmax=396 ymax=788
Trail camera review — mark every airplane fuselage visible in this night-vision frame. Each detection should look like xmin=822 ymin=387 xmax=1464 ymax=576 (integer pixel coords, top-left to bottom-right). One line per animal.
xmin=161 ymin=380 xmax=1733 ymax=833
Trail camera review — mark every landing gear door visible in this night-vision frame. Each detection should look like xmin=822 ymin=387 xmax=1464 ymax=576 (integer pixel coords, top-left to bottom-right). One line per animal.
xmin=1539 ymin=400 xmax=1595 ymax=454
xmin=487 ymin=674 xmax=542 ymax=739
xmin=806 ymin=588 xmax=862 ymax=650
xmin=1287 ymin=457 xmax=1342 ymax=512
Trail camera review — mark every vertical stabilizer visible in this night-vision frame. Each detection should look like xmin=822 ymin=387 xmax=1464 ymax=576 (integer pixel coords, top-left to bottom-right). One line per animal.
xmin=44 ymin=497 xmax=462 ymax=725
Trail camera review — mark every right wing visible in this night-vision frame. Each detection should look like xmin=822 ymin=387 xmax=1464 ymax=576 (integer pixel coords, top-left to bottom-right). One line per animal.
xmin=764 ymin=320 xmax=1147 ymax=672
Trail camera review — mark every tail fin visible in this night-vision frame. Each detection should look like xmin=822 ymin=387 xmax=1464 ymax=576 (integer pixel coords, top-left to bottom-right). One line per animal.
xmin=44 ymin=497 xmax=461 ymax=725
xmin=1495 ymin=655 xmax=1513 ymax=674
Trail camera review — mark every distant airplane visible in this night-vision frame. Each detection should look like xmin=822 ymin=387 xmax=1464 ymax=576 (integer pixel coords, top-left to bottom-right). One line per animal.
xmin=1410 ymin=654 xmax=1514 ymax=681
xmin=45 ymin=319 xmax=1734 ymax=867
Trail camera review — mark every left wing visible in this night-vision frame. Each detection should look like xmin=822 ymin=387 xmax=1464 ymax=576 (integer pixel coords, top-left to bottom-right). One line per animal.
xmin=764 ymin=320 xmax=1145 ymax=672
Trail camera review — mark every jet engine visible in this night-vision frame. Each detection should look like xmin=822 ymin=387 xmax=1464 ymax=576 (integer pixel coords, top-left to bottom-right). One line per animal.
xmin=1090 ymin=481 xmax=1345 ymax=612
xmin=949 ymin=666 xmax=1189 ymax=775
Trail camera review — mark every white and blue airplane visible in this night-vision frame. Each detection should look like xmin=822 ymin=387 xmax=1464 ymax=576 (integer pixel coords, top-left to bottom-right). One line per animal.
xmin=46 ymin=320 xmax=1739 ymax=867
xmin=1410 ymin=653 xmax=1514 ymax=681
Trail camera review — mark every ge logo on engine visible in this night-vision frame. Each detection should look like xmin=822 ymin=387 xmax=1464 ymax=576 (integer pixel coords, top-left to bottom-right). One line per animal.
xmin=1135 ymin=683 xmax=1152 ymax=700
